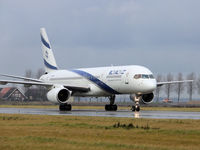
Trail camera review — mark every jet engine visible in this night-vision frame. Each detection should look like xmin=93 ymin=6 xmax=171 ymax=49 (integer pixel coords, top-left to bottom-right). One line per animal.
xmin=47 ymin=87 xmax=71 ymax=104
xmin=141 ymin=93 xmax=154 ymax=104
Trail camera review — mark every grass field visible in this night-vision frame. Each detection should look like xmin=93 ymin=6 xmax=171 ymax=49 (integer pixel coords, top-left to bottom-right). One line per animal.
xmin=0 ymin=114 xmax=200 ymax=150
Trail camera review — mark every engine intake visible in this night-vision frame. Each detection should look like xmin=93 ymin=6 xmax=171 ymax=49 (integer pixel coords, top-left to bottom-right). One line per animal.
xmin=47 ymin=87 xmax=71 ymax=104
xmin=141 ymin=93 xmax=154 ymax=104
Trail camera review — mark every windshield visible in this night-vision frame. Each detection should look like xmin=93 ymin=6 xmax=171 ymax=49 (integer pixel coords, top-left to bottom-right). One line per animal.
xmin=134 ymin=74 xmax=154 ymax=79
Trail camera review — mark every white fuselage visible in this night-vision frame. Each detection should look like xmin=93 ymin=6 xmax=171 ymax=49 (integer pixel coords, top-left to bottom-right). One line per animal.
xmin=40 ymin=65 xmax=157 ymax=97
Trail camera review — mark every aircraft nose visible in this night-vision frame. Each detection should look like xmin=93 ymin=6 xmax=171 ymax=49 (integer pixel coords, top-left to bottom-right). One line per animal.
xmin=149 ymin=80 xmax=157 ymax=91
xmin=143 ymin=79 xmax=157 ymax=93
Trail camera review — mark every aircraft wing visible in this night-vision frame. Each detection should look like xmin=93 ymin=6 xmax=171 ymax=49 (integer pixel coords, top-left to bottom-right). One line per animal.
xmin=157 ymin=80 xmax=193 ymax=87
xmin=0 ymin=80 xmax=53 ymax=86
xmin=0 ymin=74 xmax=42 ymax=82
xmin=0 ymin=80 xmax=90 ymax=93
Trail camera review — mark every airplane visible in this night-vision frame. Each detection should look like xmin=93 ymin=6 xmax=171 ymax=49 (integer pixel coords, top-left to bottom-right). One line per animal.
xmin=0 ymin=28 xmax=193 ymax=112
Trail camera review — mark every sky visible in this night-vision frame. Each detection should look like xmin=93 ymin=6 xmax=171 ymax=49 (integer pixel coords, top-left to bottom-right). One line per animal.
xmin=0 ymin=0 xmax=200 ymax=77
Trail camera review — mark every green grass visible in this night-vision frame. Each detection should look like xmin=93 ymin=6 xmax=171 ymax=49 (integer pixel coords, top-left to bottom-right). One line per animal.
xmin=0 ymin=114 xmax=200 ymax=150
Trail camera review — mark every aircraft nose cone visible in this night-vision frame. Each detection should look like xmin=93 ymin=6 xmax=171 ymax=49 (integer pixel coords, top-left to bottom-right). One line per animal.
xmin=143 ymin=80 xmax=157 ymax=93
xmin=149 ymin=80 xmax=157 ymax=91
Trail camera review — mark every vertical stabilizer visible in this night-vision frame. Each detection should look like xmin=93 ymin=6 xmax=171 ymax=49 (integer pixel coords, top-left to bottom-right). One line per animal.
xmin=40 ymin=28 xmax=58 ymax=73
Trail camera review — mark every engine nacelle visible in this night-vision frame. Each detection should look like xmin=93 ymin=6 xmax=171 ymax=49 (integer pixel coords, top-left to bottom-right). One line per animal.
xmin=141 ymin=93 xmax=154 ymax=104
xmin=47 ymin=87 xmax=71 ymax=104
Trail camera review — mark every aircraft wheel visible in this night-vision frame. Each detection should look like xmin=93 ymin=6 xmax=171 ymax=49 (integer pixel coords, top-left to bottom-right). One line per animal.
xmin=59 ymin=104 xmax=72 ymax=111
xmin=105 ymin=104 xmax=110 ymax=111
xmin=131 ymin=106 xmax=135 ymax=111
xmin=105 ymin=104 xmax=117 ymax=111
xmin=135 ymin=105 xmax=140 ymax=112
xmin=112 ymin=104 xmax=118 ymax=111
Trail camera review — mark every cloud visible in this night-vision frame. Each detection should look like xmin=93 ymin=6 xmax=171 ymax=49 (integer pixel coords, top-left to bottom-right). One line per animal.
xmin=0 ymin=0 xmax=200 ymax=75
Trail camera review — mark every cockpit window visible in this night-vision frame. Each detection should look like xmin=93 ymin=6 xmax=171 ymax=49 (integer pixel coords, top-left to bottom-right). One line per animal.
xmin=149 ymin=74 xmax=154 ymax=79
xmin=134 ymin=74 xmax=142 ymax=79
xmin=134 ymin=74 xmax=154 ymax=79
xmin=142 ymin=74 xmax=149 ymax=79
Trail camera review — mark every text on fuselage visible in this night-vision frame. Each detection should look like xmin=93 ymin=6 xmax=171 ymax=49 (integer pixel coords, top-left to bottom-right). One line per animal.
xmin=108 ymin=70 xmax=127 ymax=75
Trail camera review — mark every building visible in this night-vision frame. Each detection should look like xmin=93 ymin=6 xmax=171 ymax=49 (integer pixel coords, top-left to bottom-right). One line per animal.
xmin=25 ymin=87 xmax=48 ymax=101
xmin=0 ymin=87 xmax=26 ymax=101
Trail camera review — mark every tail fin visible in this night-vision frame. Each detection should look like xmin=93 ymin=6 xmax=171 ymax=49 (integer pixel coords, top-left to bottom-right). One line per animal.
xmin=40 ymin=28 xmax=58 ymax=73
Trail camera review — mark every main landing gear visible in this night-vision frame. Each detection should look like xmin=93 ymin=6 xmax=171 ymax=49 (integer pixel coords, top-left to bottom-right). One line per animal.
xmin=105 ymin=95 xmax=118 ymax=111
xmin=130 ymin=95 xmax=141 ymax=112
xmin=59 ymin=103 xmax=72 ymax=111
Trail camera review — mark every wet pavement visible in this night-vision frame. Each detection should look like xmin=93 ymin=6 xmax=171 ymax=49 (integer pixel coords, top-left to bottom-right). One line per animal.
xmin=0 ymin=107 xmax=200 ymax=119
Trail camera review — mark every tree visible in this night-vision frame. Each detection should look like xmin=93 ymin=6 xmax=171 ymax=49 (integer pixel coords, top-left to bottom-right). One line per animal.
xmin=35 ymin=68 xmax=46 ymax=101
xmin=165 ymin=73 xmax=174 ymax=100
xmin=24 ymin=69 xmax=33 ymax=93
xmin=36 ymin=68 xmax=45 ymax=79
xmin=25 ymin=69 xmax=32 ymax=78
xmin=186 ymin=73 xmax=196 ymax=101
xmin=24 ymin=68 xmax=47 ymax=101
xmin=175 ymin=73 xmax=184 ymax=103
xmin=156 ymin=74 xmax=163 ymax=102
xmin=196 ymin=74 xmax=200 ymax=97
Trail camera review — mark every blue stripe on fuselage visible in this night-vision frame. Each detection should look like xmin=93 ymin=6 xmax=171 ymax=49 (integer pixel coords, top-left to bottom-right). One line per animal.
xmin=41 ymin=35 xmax=51 ymax=49
xmin=71 ymin=69 xmax=120 ymax=94
xmin=44 ymin=59 xmax=58 ymax=70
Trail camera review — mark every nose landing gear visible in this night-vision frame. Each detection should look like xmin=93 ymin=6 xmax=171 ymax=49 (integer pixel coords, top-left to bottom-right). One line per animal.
xmin=130 ymin=95 xmax=141 ymax=112
xmin=105 ymin=95 xmax=118 ymax=111
xmin=131 ymin=105 xmax=140 ymax=112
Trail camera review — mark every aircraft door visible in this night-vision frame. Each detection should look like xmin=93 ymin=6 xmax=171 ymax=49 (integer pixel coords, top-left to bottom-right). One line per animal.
xmin=125 ymin=72 xmax=129 ymax=84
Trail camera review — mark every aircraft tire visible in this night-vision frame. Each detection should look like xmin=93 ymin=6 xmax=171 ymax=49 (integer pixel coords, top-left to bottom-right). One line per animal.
xmin=135 ymin=105 xmax=140 ymax=112
xmin=112 ymin=104 xmax=118 ymax=111
xmin=105 ymin=104 xmax=117 ymax=111
xmin=131 ymin=106 xmax=135 ymax=111
xmin=59 ymin=104 xmax=72 ymax=111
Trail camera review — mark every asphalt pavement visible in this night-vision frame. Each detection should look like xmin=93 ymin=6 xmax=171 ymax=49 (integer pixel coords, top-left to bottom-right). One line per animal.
xmin=0 ymin=107 xmax=200 ymax=119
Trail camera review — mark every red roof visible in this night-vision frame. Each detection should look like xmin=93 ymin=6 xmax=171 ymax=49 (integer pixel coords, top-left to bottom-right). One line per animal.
xmin=0 ymin=87 xmax=12 ymax=98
